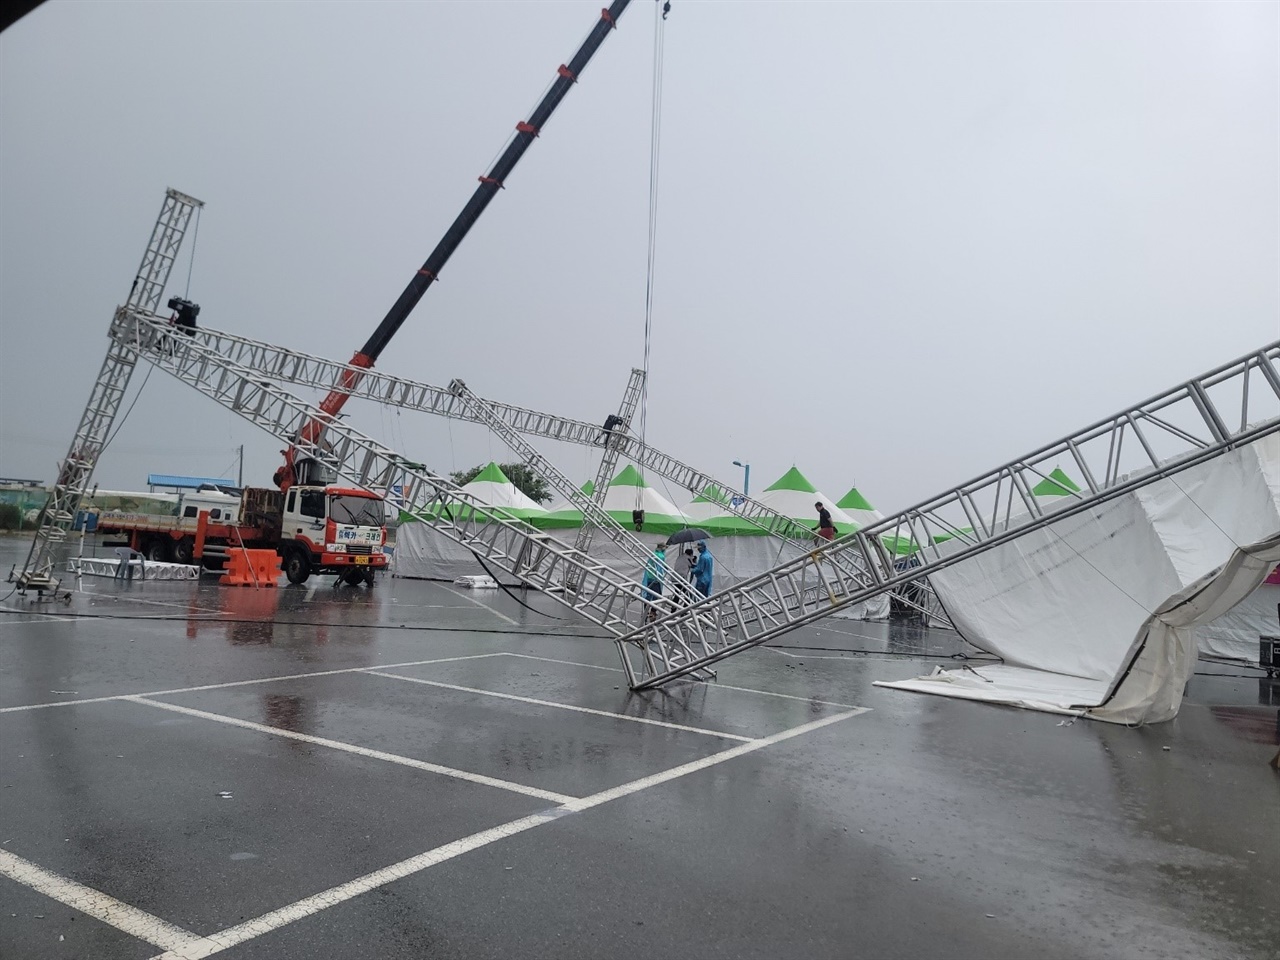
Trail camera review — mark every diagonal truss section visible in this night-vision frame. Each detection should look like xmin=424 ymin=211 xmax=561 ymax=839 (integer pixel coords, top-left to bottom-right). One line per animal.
xmin=10 ymin=189 xmax=203 ymax=594
xmin=161 ymin=322 xmax=942 ymax=621
xmin=445 ymin=377 xmax=698 ymax=602
xmin=575 ymin=368 xmax=646 ymax=557
xmin=616 ymin=341 xmax=1280 ymax=689
xmin=108 ymin=308 xmax=727 ymax=671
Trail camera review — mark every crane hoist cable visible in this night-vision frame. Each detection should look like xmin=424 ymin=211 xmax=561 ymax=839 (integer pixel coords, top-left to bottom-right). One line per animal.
xmin=637 ymin=0 xmax=668 ymax=510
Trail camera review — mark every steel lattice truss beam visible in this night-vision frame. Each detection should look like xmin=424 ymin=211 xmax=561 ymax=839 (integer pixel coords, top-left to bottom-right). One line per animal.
xmin=617 ymin=341 xmax=1280 ymax=688
xmin=445 ymin=378 xmax=699 ymax=602
xmin=109 ymin=308 xmax=725 ymax=677
xmin=160 ymin=322 xmax=943 ymax=622
xmin=574 ymin=367 xmax=646 ymax=558
xmin=12 ymin=189 xmax=202 ymax=592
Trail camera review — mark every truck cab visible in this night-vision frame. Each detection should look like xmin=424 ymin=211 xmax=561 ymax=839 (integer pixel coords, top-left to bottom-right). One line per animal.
xmin=280 ymin=485 xmax=388 ymax=585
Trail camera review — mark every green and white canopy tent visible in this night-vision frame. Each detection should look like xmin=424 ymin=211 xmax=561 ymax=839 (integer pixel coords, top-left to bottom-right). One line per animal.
xmin=835 ymin=485 xmax=884 ymax=530
xmin=538 ymin=479 xmax=596 ymax=527
xmin=459 ymin=461 xmax=549 ymax=518
xmin=702 ymin=466 xmax=855 ymax=536
xmin=531 ymin=465 xmax=694 ymax=536
xmin=399 ymin=461 xmax=549 ymax=524
xmin=681 ymin=483 xmax=732 ymax=523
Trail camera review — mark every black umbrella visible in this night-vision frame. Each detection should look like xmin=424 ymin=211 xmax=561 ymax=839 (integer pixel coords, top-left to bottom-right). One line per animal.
xmin=666 ymin=528 xmax=711 ymax=545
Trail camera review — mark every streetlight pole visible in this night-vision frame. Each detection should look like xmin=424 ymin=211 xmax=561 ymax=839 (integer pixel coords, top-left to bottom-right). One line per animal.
xmin=732 ymin=460 xmax=750 ymax=496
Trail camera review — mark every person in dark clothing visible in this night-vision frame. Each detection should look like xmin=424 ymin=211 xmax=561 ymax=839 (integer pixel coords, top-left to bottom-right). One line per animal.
xmin=598 ymin=414 xmax=624 ymax=445
xmin=815 ymin=502 xmax=836 ymax=541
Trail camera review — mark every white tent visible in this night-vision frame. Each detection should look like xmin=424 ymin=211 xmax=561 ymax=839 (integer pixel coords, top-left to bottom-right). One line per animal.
xmin=1194 ymin=569 xmax=1280 ymax=662
xmin=459 ymin=462 xmax=548 ymax=516
xmin=701 ymin=466 xmax=855 ymax=536
xmin=878 ymin=433 xmax=1280 ymax=724
xmin=835 ymin=486 xmax=884 ymax=530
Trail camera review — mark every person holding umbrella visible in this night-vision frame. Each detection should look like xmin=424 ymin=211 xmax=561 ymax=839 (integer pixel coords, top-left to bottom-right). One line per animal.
xmin=667 ymin=528 xmax=710 ymax=588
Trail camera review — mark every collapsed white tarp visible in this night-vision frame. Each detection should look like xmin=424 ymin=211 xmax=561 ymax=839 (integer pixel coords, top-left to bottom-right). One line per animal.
xmin=393 ymin=524 xmax=889 ymax=620
xmin=879 ymin=433 xmax=1280 ymax=724
xmin=1194 ymin=571 xmax=1280 ymax=662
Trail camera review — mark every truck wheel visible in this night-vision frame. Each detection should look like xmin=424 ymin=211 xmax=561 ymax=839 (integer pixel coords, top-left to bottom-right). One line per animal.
xmin=173 ymin=537 xmax=194 ymax=565
xmin=284 ymin=549 xmax=311 ymax=585
xmin=338 ymin=568 xmax=364 ymax=586
xmin=363 ymin=569 xmax=376 ymax=587
xmin=145 ymin=539 xmax=171 ymax=563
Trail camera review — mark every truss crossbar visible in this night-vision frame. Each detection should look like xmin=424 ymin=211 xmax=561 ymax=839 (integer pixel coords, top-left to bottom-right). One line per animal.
xmin=575 ymin=368 xmax=646 ymax=557
xmin=618 ymin=341 xmax=1280 ymax=688
xmin=445 ymin=377 xmax=698 ymax=602
xmin=11 ymin=191 xmax=203 ymax=593
xmin=110 ymin=310 xmax=722 ymax=670
xmin=163 ymin=323 xmax=941 ymax=620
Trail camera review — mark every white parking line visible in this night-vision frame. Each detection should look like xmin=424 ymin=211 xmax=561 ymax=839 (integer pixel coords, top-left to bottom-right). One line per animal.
xmin=125 ymin=696 xmax=575 ymax=805
xmin=150 ymin=708 xmax=867 ymax=960
xmin=499 ymin=652 xmax=861 ymax=710
xmin=0 ymin=653 xmax=508 ymax=713
xmin=365 ymin=670 xmax=754 ymax=742
xmin=0 ymin=849 xmax=202 ymax=953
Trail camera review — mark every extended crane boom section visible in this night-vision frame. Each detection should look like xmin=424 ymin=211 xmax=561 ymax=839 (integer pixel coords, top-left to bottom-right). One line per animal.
xmin=281 ymin=0 xmax=634 ymax=489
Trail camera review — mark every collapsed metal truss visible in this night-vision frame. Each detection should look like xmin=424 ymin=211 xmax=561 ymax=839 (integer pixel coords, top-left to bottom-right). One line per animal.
xmin=446 ymin=377 xmax=699 ymax=602
xmin=107 ymin=307 xmax=725 ymax=678
xmin=68 ymin=557 xmax=202 ymax=581
xmin=150 ymin=321 xmax=942 ymax=621
xmin=22 ymin=191 xmax=1273 ymax=695
xmin=617 ymin=341 xmax=1280 ymax=688
xmin=12 ymin=189 xmax=203 ymax=593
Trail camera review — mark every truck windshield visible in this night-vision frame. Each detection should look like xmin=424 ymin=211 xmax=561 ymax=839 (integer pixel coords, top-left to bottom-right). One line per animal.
xmin=329 ymin=495 xmax=382 ymax=527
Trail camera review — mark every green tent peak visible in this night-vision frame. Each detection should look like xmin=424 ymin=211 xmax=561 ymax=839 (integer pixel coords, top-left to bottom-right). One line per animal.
xmin=1032 ymin=467 xmax=1082 ymax=498
xmin=692 ymin=484 xmax=728 ymax=504
xmin=609 ymin=464 xmax=646 ymax=488
xmin=472 ymin=462 xmax=509 ymax=485
xmin=580 ymin=480 xmax=595 ymax=497
xmin=765 ymin=466 xmax=817 ymax=494
xmin=837 ymin=486 xmax=875 ymax=512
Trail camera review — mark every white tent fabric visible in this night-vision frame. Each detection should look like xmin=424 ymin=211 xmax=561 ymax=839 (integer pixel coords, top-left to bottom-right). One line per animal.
xmin=459 ymin=463 xmax=548 ymax=515
xmin=681 ymin=485 xmax=732 ymax=523
xmin=1194 ymin=571 xmax=1280 ymax=662
xmin=878 ymin=433 xmax=1280 ymax=724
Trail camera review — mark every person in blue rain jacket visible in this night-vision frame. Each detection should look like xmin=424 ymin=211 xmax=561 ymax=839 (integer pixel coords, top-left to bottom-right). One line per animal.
xmin=692 ymin=541 xmax=714 ymax=598
xmin=641 ymin=542 xmax=667 ymax=622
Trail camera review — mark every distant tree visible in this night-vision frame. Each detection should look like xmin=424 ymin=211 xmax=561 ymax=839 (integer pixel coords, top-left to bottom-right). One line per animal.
xmin=0 ymin=504 xmax=21 ymax=530
xmin=449 ymin=462 xmax=553 ymax=504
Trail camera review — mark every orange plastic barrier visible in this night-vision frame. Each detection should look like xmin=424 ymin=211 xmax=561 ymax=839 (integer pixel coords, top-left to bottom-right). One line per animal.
xmin=220 ymin=549 xmax=281 ymax=588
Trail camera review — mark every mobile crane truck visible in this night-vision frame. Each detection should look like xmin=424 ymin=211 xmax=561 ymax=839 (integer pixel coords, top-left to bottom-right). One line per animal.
xmin=91 ymin=480 xmax=388 ymax=585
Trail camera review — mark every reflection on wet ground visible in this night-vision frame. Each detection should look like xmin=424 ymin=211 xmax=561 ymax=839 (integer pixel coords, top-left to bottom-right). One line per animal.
xmin=1 ymin=536 xmax=1277 ymax=960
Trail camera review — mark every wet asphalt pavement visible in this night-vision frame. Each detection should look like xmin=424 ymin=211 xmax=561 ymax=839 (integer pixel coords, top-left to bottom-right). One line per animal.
xmin=1 ymin=535 xmax=1277 ymax=959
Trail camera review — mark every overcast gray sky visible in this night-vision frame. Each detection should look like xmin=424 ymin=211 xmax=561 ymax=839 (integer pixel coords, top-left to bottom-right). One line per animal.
xmin=1 ymin=0 xmax=1276 ymax=513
